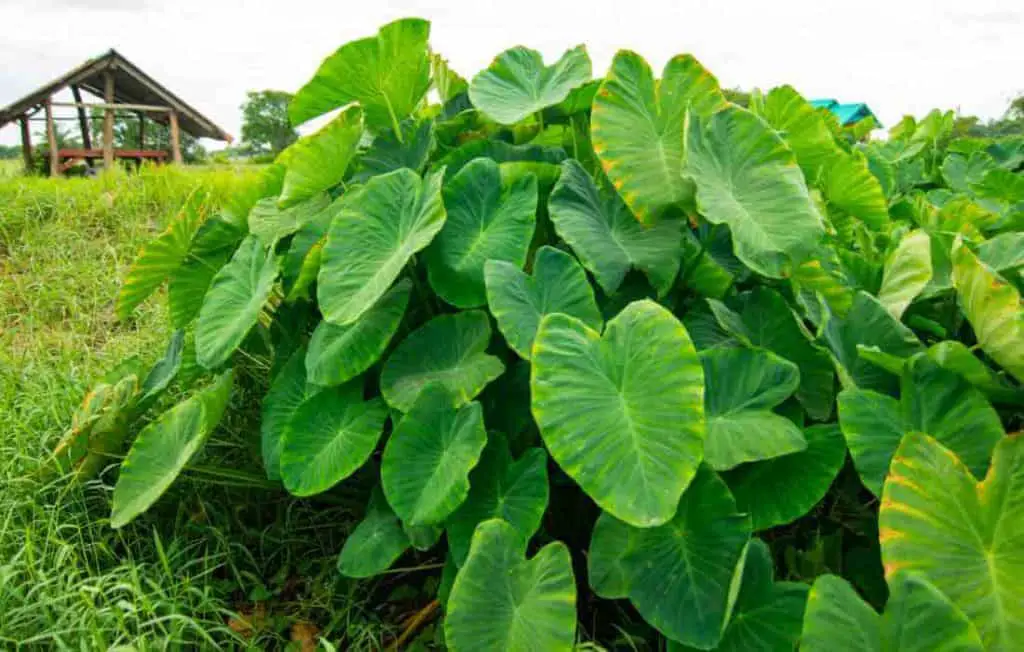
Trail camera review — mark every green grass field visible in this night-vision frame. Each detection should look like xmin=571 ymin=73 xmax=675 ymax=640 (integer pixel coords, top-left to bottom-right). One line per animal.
xmin=0 ymin=166 xmax=399 ymax=649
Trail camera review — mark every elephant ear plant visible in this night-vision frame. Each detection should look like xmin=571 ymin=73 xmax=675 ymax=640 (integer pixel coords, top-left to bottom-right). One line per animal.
xmin=67 ymin=16 xmax=1024 ymax=650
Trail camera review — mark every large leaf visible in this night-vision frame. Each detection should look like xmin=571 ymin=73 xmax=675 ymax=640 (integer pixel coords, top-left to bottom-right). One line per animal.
xmin=381 ymin=385 xmax=487 ymax=526
xmin=531 ymin=300 xmax=704 ymax=527
xmin=880 ymin=433 xmax=1024 ymax=650
xmin=317 ymin=168 xmax=446 ymax=325
xmin=425 ymin=157 xmax=537 ymax=308
xmin=684 ymin=105 xmax=825 ymax=277
xmin=248 ymin=193 xmax=332 ymax=245
xmin=753 ymin=85 xmax=840 ymax=180
xmin=116 ymin=195 xmax=207 ymax=320
xmin=588 ymin=467 xmax=751 ymax=648
xmin=445 ymin=434 xmax=549 ymax=565
xmin=820 ymin=150 xmax=890 ymax=230
xmin=434 ymin=139 xmax=566 ymax=178
xmin=485 ymin=246 xmax=602 ymax=359
xmin=801 ymin=573 xmax=983 ymax=652
xmin=724 ymin=424 xmax=846 ymax=530
xmin=277 ymin=105 xmax=363 ymax=207
xmin=279 ymin=383 xmax=389 ymax=497
xmin=668 ymin=539 xmax=808 ymax=652
xmin=168 ymin=216 xmax=244 ymax=328
xmin=195 ymin=235 xmax=280 ymax=370
xmin=380 ymin=310 xmax=504 ymax=412
xmin=548 ymin=159 xmax=683 ymax=295
xmin=289 ymin=18 xmax=431 ymax=133
xmin=971 ymin=167 xmax=1024 ymax=203
xmin=590 ymin=51 xmax=725 ymax=223
xmin=952 ymin=240 xmax=1024 ymax=383
xmin=338 ymin=485 xmax=411 ymax=578
xmin=110 ymin=371 xmax=233 ymax=528
xmin=305 ymin=280 xmax=410 ymax=387
xmin=701 ymin=348 xmax=806 ymax=470
xmin=260 ymin=348 xmax=314 ymax=481
xmin=352 ymin=117 xmax=434 ymax=184
xmin=469 ymin=44 xmax=591 ymax=125
xmin=445 ymin=519 xmax=576 ymax=651
xmin=877 ymin=230 xmax=932 ymax=320
xmin=838 ymin=354 xmax=1004 ymax=495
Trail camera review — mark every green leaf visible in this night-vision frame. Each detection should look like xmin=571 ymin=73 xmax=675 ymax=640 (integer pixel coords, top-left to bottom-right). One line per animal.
xmin=484 ymin=246 xmax=602 ymax=359
xmin=724 ymin=424 xmax=846 ymax=530
xmin=168 ymin=216 xmax=244 ymax=328
xmin=260 ymin=348 xmax=313 ymax=481
xmin=878 ymin=230 xmax=932 ymax=320
xmin=110 ymin=371 xmax=233 ymax=528
xmin=952 ymin=239 xmax=1024 ymax=383
xmin=318 ymin=168 xmax=446 ymax=325
xmin=434 ymin=139 xmax=566 ymax=179
xmin=425 ymin=158 xmax=537 ymax=308
xmin=305 ymin=280 xmax=410 ymax=387
xmin=195 ymin=236 xmax=280 ymax=370
xmin=548 ymin=159 xmax=683 ymax=295
xmin=684 ymin=105 xmax=825 ymax=277
xmin=701 ymin=347 xmax=807 ymax=470
xmin=468 ymin=45 xmax=591 ymax=125
xmin=431 ymin=52 xmax=468 ymax=103
xmin=531 ymin=300 xmax=704 ymax=527
xmin=138 ymin=330 xmax=185 ymax=405
xmin=801 ymin=573 xmax=983 ymax=652
xmin=445 ymin=519 xmax=576 ymax=651
xmin=116 ymin=195 xmax=207 ymax=320
xmin=247 ymin=193 xmax=332 ymax=245
xmin=679 ymin=229 xmax=735 ymax=299
xmin=753 ymin=85 xmax=840 ymax=180
xmin=277 ymin=105 xmax=363 ymax=207
xmin=588 ymin=467 xmax=751 ymax=648
xmin=280 ymin=202 xmax=334 ymax=302
xmin=820 ymin=150 xmax=890 ymax=230
xmin=591 ymin=51 xmax=726 ymax=223
xmin=289 ymin=18 xmax=431 ymax=133
xmin=668 ymin=539 xmax=808 ymax=652
xmin=380 ymin=310 xmax=504 ymax=412
xmin=279 ymin=383 xmax=389 ymax=497
xmin=381 ymin=385 xmax=487 ymax=526
xmin=839 ymin=354 xmax=1004 ymax=495
xmin=880 ymin=433 xmax=1024 ymax=650
xmin=971 ymin=167 xmax=1024 ymax=203
xmin=338 ymin=485 xmax=410 ymax=578
xmin=976 ymin=232 xmax=1024 ymax=275
xmin=352 ymin=117 xmax=434 ymax=184
xmin=445 ymin=434 xmax=549 ymax=566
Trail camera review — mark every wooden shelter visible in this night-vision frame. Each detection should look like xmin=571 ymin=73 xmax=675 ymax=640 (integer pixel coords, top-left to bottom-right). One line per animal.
xmin=0 ymin=49 xmax=232 ymax=175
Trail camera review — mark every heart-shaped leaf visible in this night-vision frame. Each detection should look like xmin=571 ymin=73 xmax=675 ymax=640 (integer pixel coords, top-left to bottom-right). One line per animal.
xmin=838 ymin=354 xmax=1004 ymax=495
xmin=485 ymin=246 xmax=602 ymax=359
xmin=195 ymin=235 xmax=280 ymax=370
xmin=878 ymin=230 xmax=932 ymax=320
xmin=668 ymin=539 xmax=808 ymax=651
xmin=588 ymin=467 xmax=751 ymax=648
xmin=469 ymin=45 xmax=591 ymax=125
xmin=701 ymin=347 xmax=807 ymax=470
xmin=168 ymin=216 xmax=244 ymax=328
xmin=260 ymin=348 xmax=315 ymax=481
xmin=952 ymin=239 xmax=1024 ymax=384
xmin=305 ymin=280 xmax=411 ymax=387
xmin=683 ymin=105 xmax=825 ymax=278
xmin=248 ymin=193 xmax=332 ymax=245
xmin=277 ymin=105 xmax=363 ymax=207
xmin=820 ymin=150 xmax=890 ymax=230
xmin=880 ymin=433 xmax=1024 ymax=650
xmin=590 ymin=51 xmax=725 ymax=223
xmin=445 ymin=434 xmax=549 ymax=565
xmin=381 ymin=384 xmax=487 ymax=526
xmin=753 ymin=85 xmax=841 ymax=180
xmin=548 ymin=159 xmax=683 ymax=295
xmin=338 ymin=485 xmax=411 ymax=578
xmin=289 ymin=18 xmax=431 ymax=133
xmin=445 ymin=519 xmax=577 ymax=651
xmin=724 ymin=424 xmax=846 ymax=530
xmin=425 ymin=157 xmax=537 ymax=308
xmin=352 ymin=117 xmax=435 ymax=184
xmin=380 ymin=310 xmax=504 ymax=412
xmin=531 ymin=300 xmax=705 ymax=527
xmin=801 ymin=573 xmax=983 ymax=652
xmin=279 ymin=383 xmax=388 ymax=497
xmin=317 ymin=168 xmax=446 ymax=325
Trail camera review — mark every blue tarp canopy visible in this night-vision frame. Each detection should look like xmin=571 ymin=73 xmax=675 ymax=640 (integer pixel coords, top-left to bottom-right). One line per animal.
xmin=810 ymin=98 xmax=881 ymax=127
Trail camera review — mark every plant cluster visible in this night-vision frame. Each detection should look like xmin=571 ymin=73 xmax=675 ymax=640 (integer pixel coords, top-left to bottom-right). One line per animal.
xmin=59 ymin=17 xmax=1024 ymax=650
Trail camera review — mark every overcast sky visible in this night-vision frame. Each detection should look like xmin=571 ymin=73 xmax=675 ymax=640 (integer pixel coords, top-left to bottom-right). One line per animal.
xmin=1 ymin=0 xmax=1021 ymax=147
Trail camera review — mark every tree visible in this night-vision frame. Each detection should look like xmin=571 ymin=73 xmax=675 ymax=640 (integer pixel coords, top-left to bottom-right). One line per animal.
xmin=240 ymin=90 xmax=297 ymax=155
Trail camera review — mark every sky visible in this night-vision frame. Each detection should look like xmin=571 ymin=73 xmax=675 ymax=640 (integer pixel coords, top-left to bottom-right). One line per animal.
xmin=1 ymin=0 xmax=1022 ymax=148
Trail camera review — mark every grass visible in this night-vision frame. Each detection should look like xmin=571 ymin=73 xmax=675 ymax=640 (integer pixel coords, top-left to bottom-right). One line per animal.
xmin=0 ymin=165 xmax=408 ymax=649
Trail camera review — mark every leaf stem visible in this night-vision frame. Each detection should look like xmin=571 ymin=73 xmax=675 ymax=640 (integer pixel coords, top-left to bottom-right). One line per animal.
xmin=383 ymin=96 xmax=405 ymax=144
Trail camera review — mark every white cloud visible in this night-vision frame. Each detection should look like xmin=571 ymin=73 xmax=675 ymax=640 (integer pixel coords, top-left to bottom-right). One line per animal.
xmin=1 ymin=0 xmax=1022 ymax=147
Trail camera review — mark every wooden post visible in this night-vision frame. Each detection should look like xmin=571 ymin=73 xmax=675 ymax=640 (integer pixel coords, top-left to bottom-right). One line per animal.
xmin=19 ymin=116 xmax=33 ymax=173
xmin=45 ymin=99 xmax=59 ymax=177
xmin=137 ymin=111 xmax=146 ymax=149
xmin=103 ymin=71 xmax=115 ymax=170
xmin=70 ymin=85 xmax=93 ymax=167
xmin=169 ymin=110 xmax=183 ymax=164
